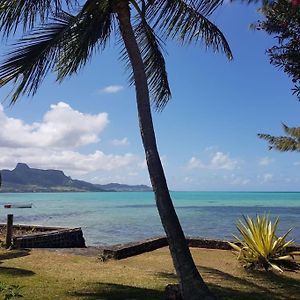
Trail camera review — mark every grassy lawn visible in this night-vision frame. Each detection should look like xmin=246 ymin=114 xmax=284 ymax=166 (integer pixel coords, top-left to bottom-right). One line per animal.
xmin=0 ymin=247 xmax=299 ymax=300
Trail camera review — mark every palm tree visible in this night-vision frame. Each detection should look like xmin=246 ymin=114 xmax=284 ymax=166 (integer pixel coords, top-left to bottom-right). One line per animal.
xmin=0 ymin=1 xmax=232 ymax=299
xmin=256 ymin=1 xmax=300 ymax=154
xmin=258 ymin=124 xmax=300 ymax=152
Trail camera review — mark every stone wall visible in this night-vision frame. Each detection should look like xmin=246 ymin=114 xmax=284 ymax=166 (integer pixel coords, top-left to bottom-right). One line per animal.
xmin=12 ymin=227 xmax=86 ymax=248
xmin=101 ymin=236 xmax=300 ymax=260
xmin=187 ymin=237 xmax=232 ymax=250
xmin=102 ymin=236 xmax=168 ymax=260
xmin=101 ymin=236 xmax=233 ymax=260
xmin=0 ymin=223 xmax=67 ymax=233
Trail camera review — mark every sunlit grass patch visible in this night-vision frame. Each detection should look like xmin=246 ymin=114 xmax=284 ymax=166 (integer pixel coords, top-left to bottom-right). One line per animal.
xmin=0 ymin=247 xmax=299 ymax=299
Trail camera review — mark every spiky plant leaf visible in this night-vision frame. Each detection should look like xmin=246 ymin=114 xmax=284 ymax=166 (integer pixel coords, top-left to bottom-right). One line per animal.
xmin=228 ymin=215 xmax=300 ymax=271
xmin=269 ymin=262 xmax=283 ymax=272
xmin=228 ymin=241 xmax=241 ymax=252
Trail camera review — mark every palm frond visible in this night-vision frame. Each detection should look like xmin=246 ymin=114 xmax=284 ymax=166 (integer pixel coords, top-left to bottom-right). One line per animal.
xmin=282 ymin=123 xmax=300 ymax=140
xmin=147 ymin=0 xmax=225 ymax=18
xmin=238 ymin=0 xmax=276 ymax=6
xmin=147 ymin=0 xmax=232 ymax=59
xmin=56 ymin=0 xmax=114 ymax=79
xmin=0 ymin=16 xmax=71 ymax=103
xmin=258 ymin=122 xmax=300 ymax=152
xmin=0 ymin=0 xmax=78 ymax=36
xmin=133 ymin=18 xmax=171 ymax=111
xmin=0 ymin=1 xmax=114 ymax=103
xmin=258 ymin=133 xmax=300 ymax=151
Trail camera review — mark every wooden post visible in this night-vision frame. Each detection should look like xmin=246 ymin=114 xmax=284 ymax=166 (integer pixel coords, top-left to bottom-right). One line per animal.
xmin=6 ymin=214 xmax=13 ymax=248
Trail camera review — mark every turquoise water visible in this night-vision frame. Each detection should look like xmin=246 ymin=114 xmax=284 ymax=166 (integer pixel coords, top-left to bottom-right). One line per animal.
xmin=0 ymin=192 xmax=299 ymax=245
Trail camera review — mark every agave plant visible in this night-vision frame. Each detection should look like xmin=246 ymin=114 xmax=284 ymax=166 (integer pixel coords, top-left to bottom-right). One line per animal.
xmin=228 ymin=215 xmax=300 ymax=272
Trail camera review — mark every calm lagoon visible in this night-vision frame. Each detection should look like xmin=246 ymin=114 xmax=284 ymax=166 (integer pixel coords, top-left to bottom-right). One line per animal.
xmin=0 ymin=191 xmax=299 ymax=246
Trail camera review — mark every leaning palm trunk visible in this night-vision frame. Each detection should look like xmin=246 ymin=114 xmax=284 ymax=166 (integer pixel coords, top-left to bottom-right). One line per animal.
xmin=116 ymin=3 xmax=215 ymax=299
xmin=0 ymin=1 xmax=232 ymax=299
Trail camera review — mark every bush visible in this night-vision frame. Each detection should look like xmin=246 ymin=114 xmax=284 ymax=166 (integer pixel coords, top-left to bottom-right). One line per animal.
xmin=228 ymin=215 xmax=300 ymax=272
xmin=0 ymin=283 xmax=22 ymax=300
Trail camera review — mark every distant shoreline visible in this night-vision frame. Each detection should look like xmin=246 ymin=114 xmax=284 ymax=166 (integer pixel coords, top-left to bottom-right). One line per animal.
xmin=1 ymin=163 xmax=152 ymax=193
xmin=1 ymin=190 xmax=300 ymax=193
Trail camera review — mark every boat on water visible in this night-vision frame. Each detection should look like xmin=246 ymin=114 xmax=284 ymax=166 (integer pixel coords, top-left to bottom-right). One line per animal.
xmin=4 ymin=203 xmax=32 ymax=208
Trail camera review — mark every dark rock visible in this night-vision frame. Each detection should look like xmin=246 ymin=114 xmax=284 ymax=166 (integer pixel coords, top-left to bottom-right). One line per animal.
xmin=165 ymin=284 xmax=182 ymax=300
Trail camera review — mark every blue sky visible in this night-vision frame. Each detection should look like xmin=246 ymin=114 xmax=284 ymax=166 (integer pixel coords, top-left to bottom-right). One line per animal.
xmin=0 ymin=2 xmax=299 ymax=191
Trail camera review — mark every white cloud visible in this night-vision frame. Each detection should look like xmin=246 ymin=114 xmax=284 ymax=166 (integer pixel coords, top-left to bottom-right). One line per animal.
xmin=187 ymin=152 xmax=239 ymax=170
xmin=230 ymin=176 xmax=250 ymax=186
xmin=222 ymin=174 xmax=250 ymax=186
xmin=138 ymin=155 xmax=166 ymax=170
xmin=0 ymin=103 xmax=147 ymax=180
xmin=258 ymin=173 xmax=273 ymax=183
xmin=204 ymin=146 xmax=218 ymax=152
xmin=0 ymin=147 xmax=139 ymax=176
xmin=0 ymin=102 xmax=108 ymax=149
xmin=138 ymin=159 xmax=147 ymax=169
xmin=111 ymin=137 xmax=129 ymax=146
xmin=187 ymin=157 xmax=204 ymax=169
xmin=183 ymin=176 xmax=194 ymax=183
xmin=99 ymin=85 xmax=124 ymax=94
xmin=210 ymin=152 xmax=238 ymax=170
xmin=259 ymin=157 xmax=273 ymax=166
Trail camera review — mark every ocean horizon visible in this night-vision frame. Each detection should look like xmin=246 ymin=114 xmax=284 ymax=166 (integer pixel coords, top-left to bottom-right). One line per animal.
xmin=0 ymin=191 xmax=299 ymax=246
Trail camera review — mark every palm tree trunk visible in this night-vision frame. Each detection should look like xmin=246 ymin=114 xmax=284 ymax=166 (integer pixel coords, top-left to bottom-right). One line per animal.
xmin=116 ymin=2 xmax=215 ymax=300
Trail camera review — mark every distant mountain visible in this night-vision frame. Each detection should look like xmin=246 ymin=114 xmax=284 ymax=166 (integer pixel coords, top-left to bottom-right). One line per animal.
xmin=99 ymin=183 xmax=152 ymax=192
xmin=0 ymin=163 xmax=152 ymax=192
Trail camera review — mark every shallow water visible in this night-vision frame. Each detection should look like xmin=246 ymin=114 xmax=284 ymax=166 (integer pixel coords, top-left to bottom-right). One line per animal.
xmin=0 ymin=191 xmax=299 ymax=245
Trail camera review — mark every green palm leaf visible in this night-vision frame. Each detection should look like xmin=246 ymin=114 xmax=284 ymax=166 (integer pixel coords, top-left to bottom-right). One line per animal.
xmin=0 ymin=0 xmax=77 ymax=36
xmin=258 ymin=133 xmax=300 ymax=152
xmin=283 ymin=123 xmax=300 ymax=141
xmin=56 ymin=0 xmax=114 ymax=79
xmin=133 ymin=18 xmax=171 ymax=110
xmin=0 ymin=18 xmax=71 ymax=103
xmin=0 ymin=1 xmax=114 ymax=103
xmin=148 ymin=0 xmax=232 ymax=59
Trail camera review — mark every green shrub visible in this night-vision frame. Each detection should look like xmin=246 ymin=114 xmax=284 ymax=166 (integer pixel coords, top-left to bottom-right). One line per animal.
xmin=0 ymin=283 xmax=22 ymax=300
xmin=228 ymin=215 xmax=300 ymax=272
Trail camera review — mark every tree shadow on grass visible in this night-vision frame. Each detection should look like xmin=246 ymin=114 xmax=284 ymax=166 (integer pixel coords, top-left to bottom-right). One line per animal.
xmin=251 ymin=270 xmax=300 ymax=299
xmin=155 ymin=271 xmax=177 ymax=280
xmin=198 ymin=266 xmax=270 ymax=292
xmin=0 ymin=266 xmax=34 ymax=277
xmin=209 ymin=283 xmax=271 ymax=300
xmin=0 ymin=249 xmax=34 ymax=277
xmin=197 ymin=266 xmax=300 ymax=300
xmin=0 ymin=249 xmax=31 ymax=261
xmin=71 ymin=283 xmax=164 ymax=300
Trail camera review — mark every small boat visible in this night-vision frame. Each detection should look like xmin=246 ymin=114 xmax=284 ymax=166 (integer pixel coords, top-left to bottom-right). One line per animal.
xmin=4 ymin=203 xmax=32 ymax=208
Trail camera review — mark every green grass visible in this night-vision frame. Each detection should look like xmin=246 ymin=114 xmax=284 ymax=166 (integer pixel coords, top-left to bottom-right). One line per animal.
xmin=0 ymin=247 xmax=299 ymax=300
